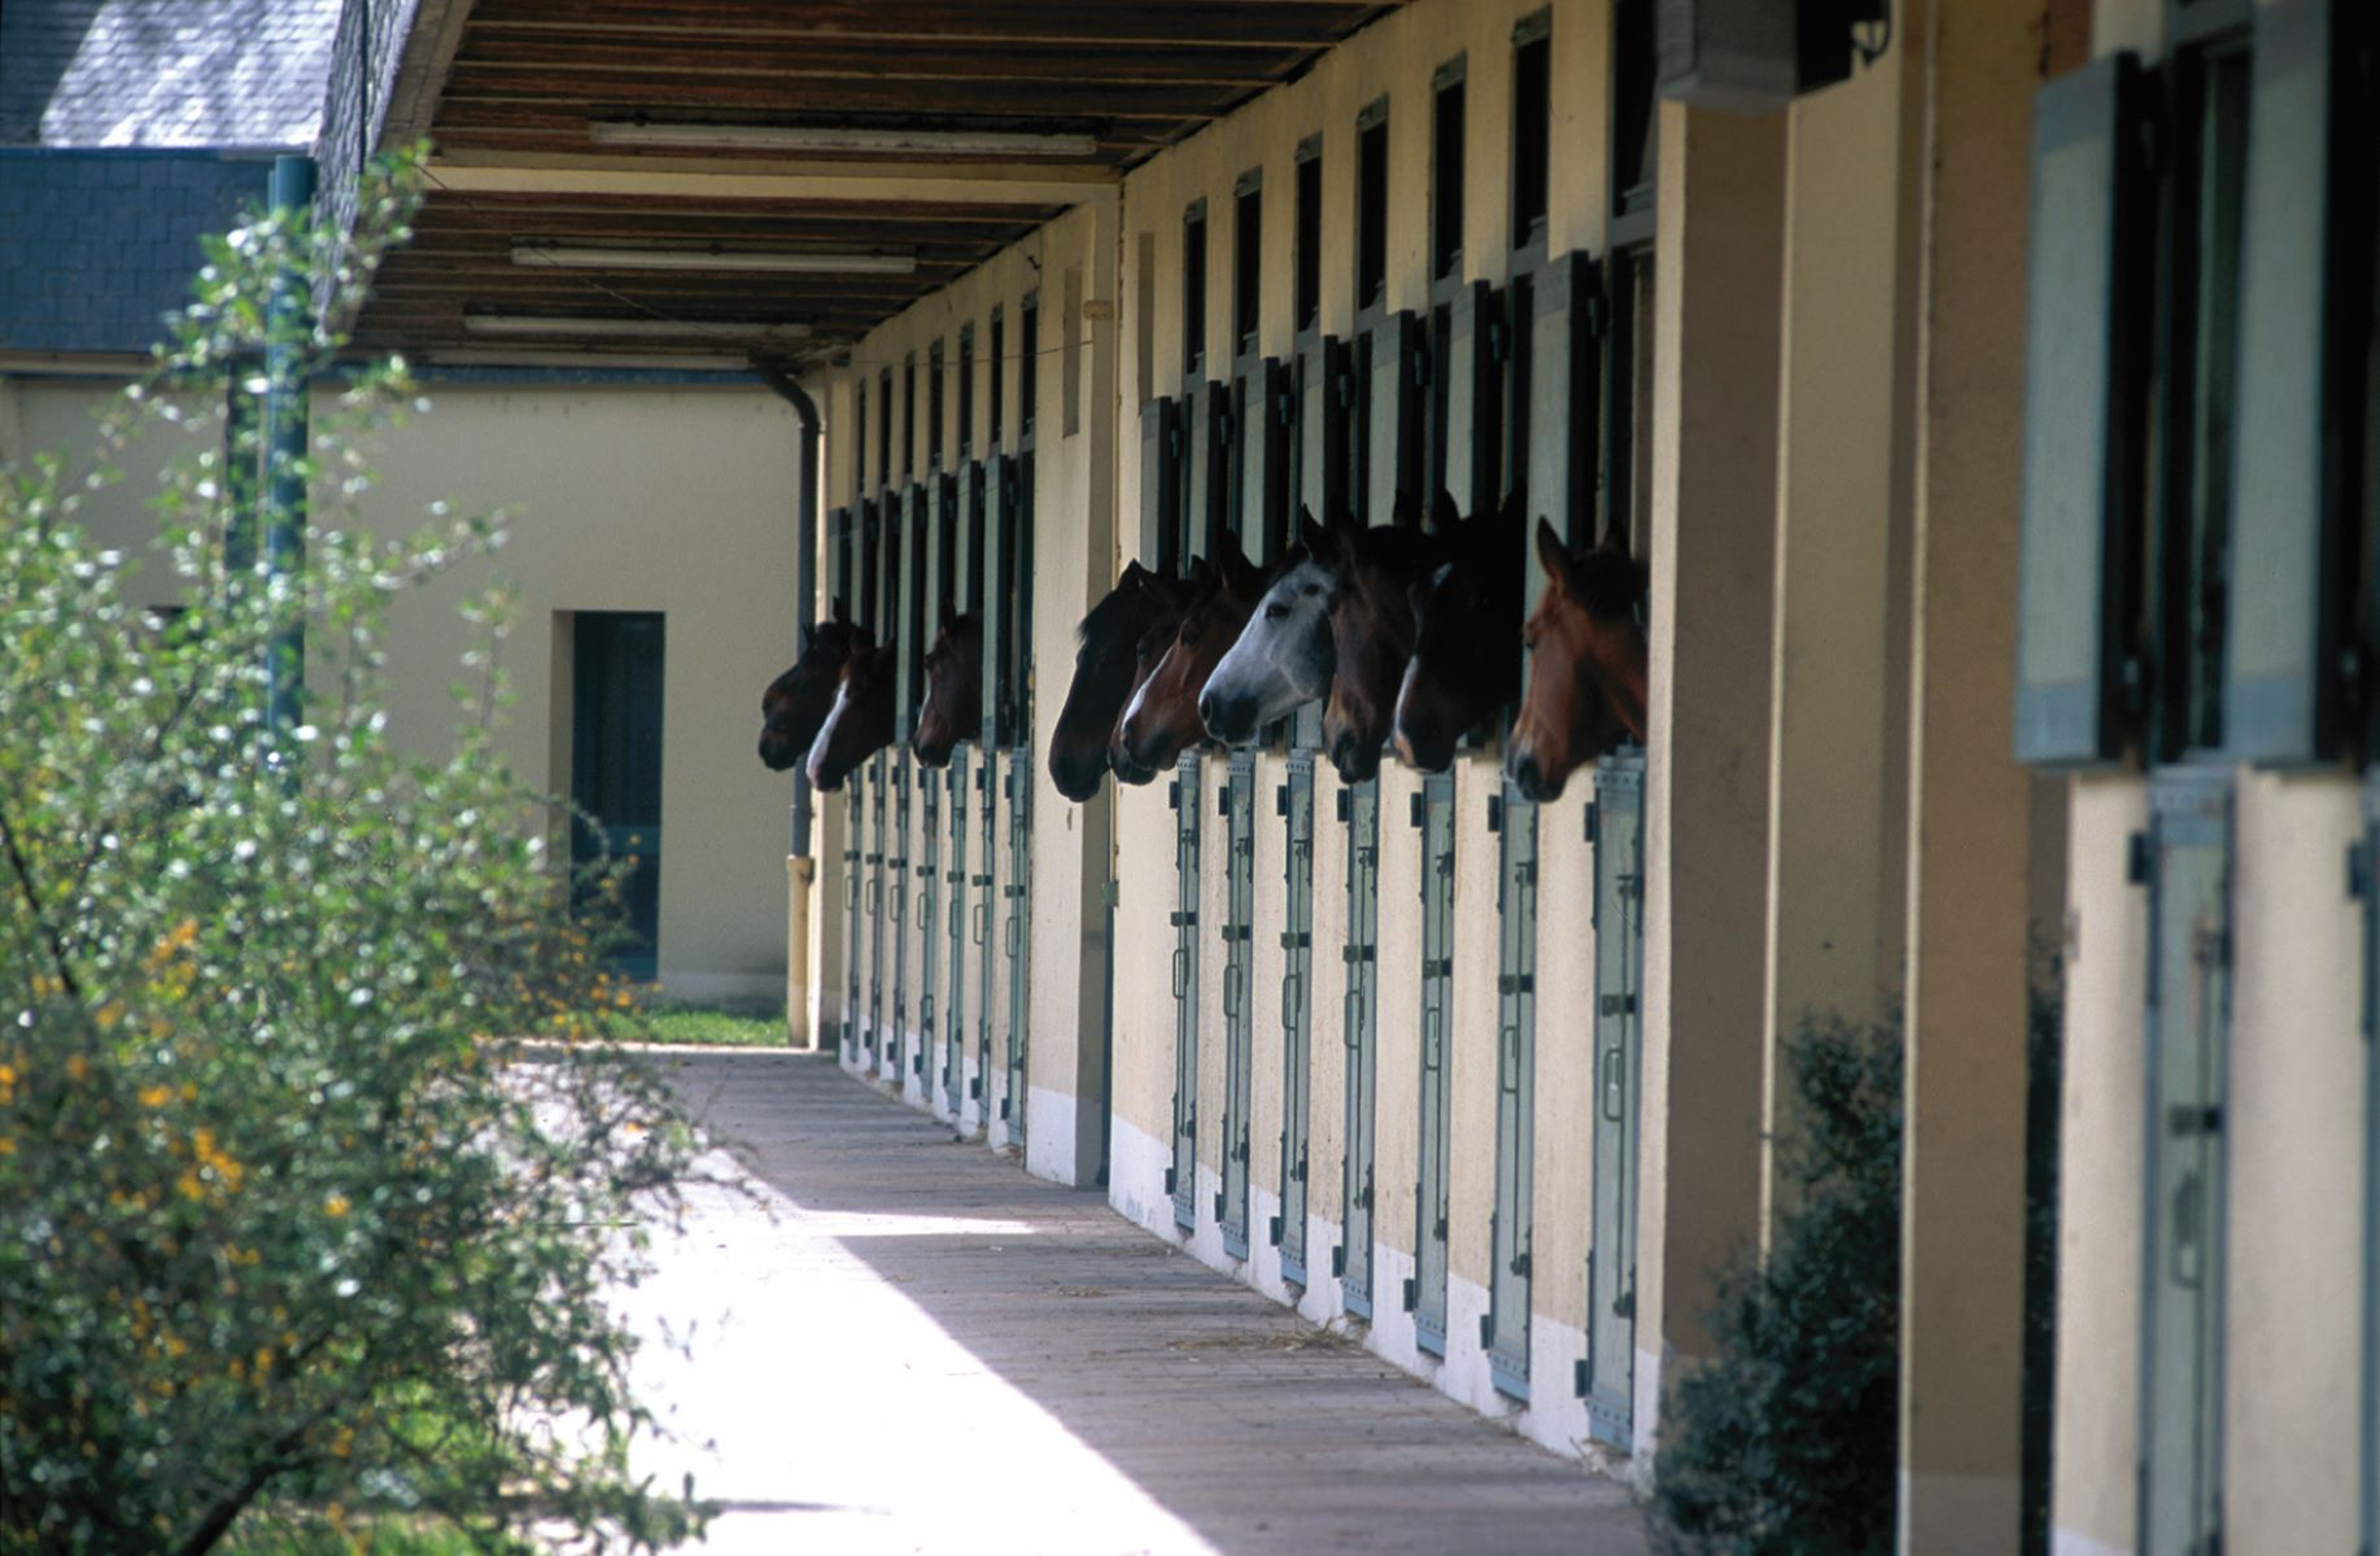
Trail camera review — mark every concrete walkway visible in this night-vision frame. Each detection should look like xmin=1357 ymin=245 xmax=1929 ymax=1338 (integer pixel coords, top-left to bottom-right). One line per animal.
xmin=618 ymin=1049 xmax=1647 ymax=1555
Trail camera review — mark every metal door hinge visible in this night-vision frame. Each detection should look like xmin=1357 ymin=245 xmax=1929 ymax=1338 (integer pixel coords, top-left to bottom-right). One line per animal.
xmin=1336 ymin=788 xmax=1352 ymax=823
xmin=2350 ymin=841 xmax=2370 ymax=902
xmin=1487 ymin=794 xmax=1504 ymax=833
xmin=1219 ymin=785 xmax=1232 ymax=817
xmin=2126 ymin=830 xmax=2153 ymax=885
xmin=1330 ymin=1244 xmax=1346 ymax=1276
xmin=1275 ymin=783 xmax=1291 ymax=816
xmin=1268 ymin=1214 xmax=1283 ymax=1245
xmin=1583 ymin=803 xmax=1599 ymax=845
xmin=1410 ymin=793 xmax=1425 ymax=829
xmin=1168 ymin=779 xmax=1181 ymax=810
xmin=1479 ymin=1313 xmax=1496 ymax=1347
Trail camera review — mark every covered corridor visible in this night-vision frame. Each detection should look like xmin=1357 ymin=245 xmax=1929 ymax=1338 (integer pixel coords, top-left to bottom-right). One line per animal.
xmin=619 ymin=1049 xmax=1645 ymax=1555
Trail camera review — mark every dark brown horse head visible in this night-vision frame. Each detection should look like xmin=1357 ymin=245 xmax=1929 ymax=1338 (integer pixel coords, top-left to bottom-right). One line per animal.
xmin=1050 ymin=561 xmax=1188 ymax=804
xmin=1393 ymin=488 xmax=1526 ymax=772
xmin=757 ymin=601 xmax=859 ymax=772
xmin=1116 ymin=545 xmax=1267 ymax=776
xmin=1105 ymin=559 xmax=1206 ymax=786
xmin=1315 ymin=491 xmax=1456 ymax=783
xmin=1507 ymin=516 xmax=1649 ymax=802
xmin=805 ymin=634 xmax=897 ymax=792
xmin=911 ymin=611 xmax=983 ymax=768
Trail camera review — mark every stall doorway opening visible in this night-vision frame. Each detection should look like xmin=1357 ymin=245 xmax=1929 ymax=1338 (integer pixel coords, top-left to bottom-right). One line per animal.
xmin=567 ymin=611 xmax=666 ymax=981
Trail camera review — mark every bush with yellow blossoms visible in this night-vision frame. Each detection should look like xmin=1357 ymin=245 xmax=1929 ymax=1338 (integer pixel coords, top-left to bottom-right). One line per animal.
xmin=0 ymin=153 xmax=703 ymax=1554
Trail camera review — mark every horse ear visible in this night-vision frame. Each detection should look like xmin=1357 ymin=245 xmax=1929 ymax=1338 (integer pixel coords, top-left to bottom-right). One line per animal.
xmin=832 ymin=594 xmax=850 ymax=623
xmin=1431 ymin=488 xmax=1461 ymax=533
xmin=1536 ymin=516 xmax=1577 ymax=595
xmin=1300 ymin=508 xmax=1335 ymax=565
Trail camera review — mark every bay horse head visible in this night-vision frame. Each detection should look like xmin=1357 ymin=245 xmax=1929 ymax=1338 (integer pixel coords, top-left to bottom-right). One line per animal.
xmin=1199 ymin=507 xmax=1338 ymax=746
xmin=911 ymin=611 xmax=983 ymax=768
xmin=757 ymin=600 xmax=859 ymax=772
xmin=1107 ymin=557 xmax=1210 ymax=787
xmin=1050 ymin=561 xmax=1191 ymax=804
xmin=1117 ymin=545 xmax=1268 ymax=776
xmin=1316 ymin=492 xmax=1456 ymax=784
xmin=1393 ymin=487 xmax=1526 ymax=772
xmin=1506 ymin=516 xmax=1648 ymax=802
xmin=805 ymin=634 xmax=897 ymax=793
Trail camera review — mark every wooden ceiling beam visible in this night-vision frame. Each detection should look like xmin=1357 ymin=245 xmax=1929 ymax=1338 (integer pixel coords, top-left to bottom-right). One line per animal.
xmin=463 ymin=1 xmax=1382 ymax=50
xmin=424 ymin=152 xmax=1110 ymax=209
xmin=452 ymin=36 xmax=1303 ymax=86
xmin=439 ymin=67 xmax=1232 ymax=120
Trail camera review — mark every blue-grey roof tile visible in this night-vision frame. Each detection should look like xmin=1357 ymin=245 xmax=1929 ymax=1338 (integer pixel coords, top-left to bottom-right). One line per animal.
xmin=2 ymin=0 xmax=342 ymax=150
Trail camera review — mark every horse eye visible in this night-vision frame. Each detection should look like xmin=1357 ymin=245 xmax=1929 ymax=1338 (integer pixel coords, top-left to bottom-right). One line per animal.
xmin=1301 ymin=584 xmax=1320 ymax=598
xmin=1263 ymin=602 xmax=1288 ymax=621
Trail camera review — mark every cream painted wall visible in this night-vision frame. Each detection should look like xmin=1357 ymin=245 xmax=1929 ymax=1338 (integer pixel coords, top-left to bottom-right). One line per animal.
xmin=8 ymin=377 xmax=801 ymax=998
xmin=2052 ymin=776 xmax=2148 ymax=1556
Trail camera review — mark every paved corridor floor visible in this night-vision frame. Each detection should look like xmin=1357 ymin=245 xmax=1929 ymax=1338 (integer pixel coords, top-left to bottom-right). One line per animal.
xmin=617 ymin=1049 xmax=1647 ymax=1555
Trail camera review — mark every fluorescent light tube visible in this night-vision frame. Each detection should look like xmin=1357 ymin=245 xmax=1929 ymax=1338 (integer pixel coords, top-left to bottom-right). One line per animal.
xmin=512 ymin=245 xmax=915 ymax=276
xmin=590 ymin=122 xmax=1099 ymax=158
xmin=461 ymin=315 xmax=813 ymax=340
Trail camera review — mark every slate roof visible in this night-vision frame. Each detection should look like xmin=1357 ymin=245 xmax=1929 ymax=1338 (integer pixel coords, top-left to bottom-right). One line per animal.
xmin=0 ymin=0 xmax=342 ymax=150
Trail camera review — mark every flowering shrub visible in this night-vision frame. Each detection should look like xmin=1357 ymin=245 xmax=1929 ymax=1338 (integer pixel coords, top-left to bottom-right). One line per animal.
xmin=0 ymin=156 xmax=702 ymax=1554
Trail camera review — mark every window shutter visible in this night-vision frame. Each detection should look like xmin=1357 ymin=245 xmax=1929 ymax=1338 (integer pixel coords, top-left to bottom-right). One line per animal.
xmin=1140 ymin=396 xmax=1175 ymax=571
xmin=2225 ymin=0 xmax=2346 ymax=765
xmin=2015 ymin=52 xmax=2150 ymax=766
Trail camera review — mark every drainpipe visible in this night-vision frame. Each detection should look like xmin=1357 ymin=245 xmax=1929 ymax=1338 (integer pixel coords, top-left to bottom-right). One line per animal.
xmin=263 ymin=154 xmax=318 ymax=744
xmin=755 ymin=361 xmax=820 ymax=1048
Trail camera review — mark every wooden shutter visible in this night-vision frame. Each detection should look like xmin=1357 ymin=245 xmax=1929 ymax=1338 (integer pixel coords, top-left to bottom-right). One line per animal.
xmin=2226 ymin=0 xmax=2353 ymax=764
xmin=2015 ymin=52 xmax=2151 ymax=766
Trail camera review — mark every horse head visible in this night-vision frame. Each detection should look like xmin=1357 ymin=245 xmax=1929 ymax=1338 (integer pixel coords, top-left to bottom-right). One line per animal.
xmin=1318 ymin=492 xmax=1455 ymax=783
xmin=1506 ymin=516 xmax=1648 ymax=802
xmin=757 ymin=601 xmax=859 ymax=772
xmin=1118 ymin=545 xmax=1267 ymax=775
xmin=805 ymin=634 xmax=898 ymax=792
xmin=1050 ymin=561 xmax=1190 ymax=803
xmin=1199 ymin=507 xmax=1338 ymax=746
xmin=911 ymin=611 xmax=983 ymax=768
xmin=1394 ymin=488 xmax=1525 ymax=772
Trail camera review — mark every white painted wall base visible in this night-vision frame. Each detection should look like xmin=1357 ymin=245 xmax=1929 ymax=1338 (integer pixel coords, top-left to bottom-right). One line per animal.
xmin=1024 ymin=1084 xmax=1082 ymax=1185
xmin=1105 ymin=1112 xmax=1635 ymax=1467
xmin=2050 ymin=1527 xmax=2126 ymax=1556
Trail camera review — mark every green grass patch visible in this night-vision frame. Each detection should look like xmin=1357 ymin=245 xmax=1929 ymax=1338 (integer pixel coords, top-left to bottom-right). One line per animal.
xmin=223 ymin=1515 xmax=484 ymax=1554
xmin=631 ymin=1004 xmax=793 ymax=1049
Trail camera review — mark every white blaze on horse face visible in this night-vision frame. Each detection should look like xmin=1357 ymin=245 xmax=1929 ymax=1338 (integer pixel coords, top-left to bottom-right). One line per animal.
xmin=1203 ymin=556 xmax=1335 ymax=738
xmin=805 ymin=677 xmax=856 ymax=788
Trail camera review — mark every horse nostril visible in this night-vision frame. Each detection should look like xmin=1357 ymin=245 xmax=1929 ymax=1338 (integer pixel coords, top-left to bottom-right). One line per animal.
xmin=1198 ymin=693 xmax=1219 ymax=731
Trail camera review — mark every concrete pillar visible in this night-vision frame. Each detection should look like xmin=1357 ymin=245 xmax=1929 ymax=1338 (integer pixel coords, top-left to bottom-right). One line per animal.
xmin=1759 ymin=19 xmax=1920 ymax=1232
xmin=1635 ymin=101 xmax=1785 ymax=1451
xmin=1896 ymin=0 xmax=2049 ymax=1546
xmin=1026 ymin=192 xmax=1124 ymax=1187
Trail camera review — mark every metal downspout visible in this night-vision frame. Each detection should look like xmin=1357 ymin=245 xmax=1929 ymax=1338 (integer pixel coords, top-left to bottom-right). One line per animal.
xmin=264 ymin=154 xmax=318 ymax=745
xmin=756 ymin=362 xmax=821 ymax=1046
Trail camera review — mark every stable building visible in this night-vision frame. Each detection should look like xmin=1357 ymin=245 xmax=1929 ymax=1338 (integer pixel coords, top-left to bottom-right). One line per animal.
xmin=9 ymin=0 xmax=2374 ymax=1551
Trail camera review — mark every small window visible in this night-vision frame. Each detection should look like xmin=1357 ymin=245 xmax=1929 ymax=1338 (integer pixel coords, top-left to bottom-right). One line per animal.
xmin=1184 ymin=199 xmax=1209 ymax=378
xmin=958 ymin=326 xmax=975 ymax=460
xmin=1512 ymin=17 xmax=1552 ymax=251
xmin=1611 ymin=0 xmax=1658 ymax=227
xmin=1234 ymin=172 xmax=1263 ymax=359
xmin=928 ymin=339 xmax=946 ymax=470
xmin=856 ymin=379 xmax=869 ymax=496
xmin=1064 ymin=267 xmax=1084 ymax=437
xmin=903 ymin=354 xmax=917 ymax=480
xmin=989 ymin=307 xmax=1006 ymax=448
xmin=1431 ymin=62 xmax=1465 ymax=282
xmin=877 ymin=369 xmax=893 ymax=490
xmin=1295 ymin=139 xmax=1322 ymax=334
xmin=1357 ymin=101 xmax=1390 ymax=312
xmin=1020 ymin=294 xmax=1039 ymax=437
xmin=1137 ymin=231 xmax=1159 ymax=406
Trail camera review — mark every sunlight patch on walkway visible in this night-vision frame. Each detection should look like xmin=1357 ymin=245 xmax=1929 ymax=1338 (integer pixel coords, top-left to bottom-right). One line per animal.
xmin=615 ymin=1149 xmax=1223 ymax=1556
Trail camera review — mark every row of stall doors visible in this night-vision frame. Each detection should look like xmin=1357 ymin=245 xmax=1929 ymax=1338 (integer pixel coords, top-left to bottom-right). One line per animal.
xmin=1168 ymin=747 xmax=1644 ymax=1442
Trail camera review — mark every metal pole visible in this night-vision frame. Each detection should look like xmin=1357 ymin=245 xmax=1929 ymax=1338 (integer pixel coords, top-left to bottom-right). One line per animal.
xmin=263 ymin=154 xmax=318 ymax=743
xmin=754 ymin=362 xmax=822 ymax=859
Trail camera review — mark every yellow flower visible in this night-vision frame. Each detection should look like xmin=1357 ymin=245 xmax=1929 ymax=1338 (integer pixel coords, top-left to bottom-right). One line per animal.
xmin=176 ymin=1169 xmax=202 ymax=1202
xmin=94 ymin=1001 xmax=125 ymax=1029
xmin=65 ymin=1053 xmax=88 ymax=1082
xmin=137 ymin=1084 xmax=172 ymax=1108
xmin=324 ymin=1194 xmax=350 ymax=1218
